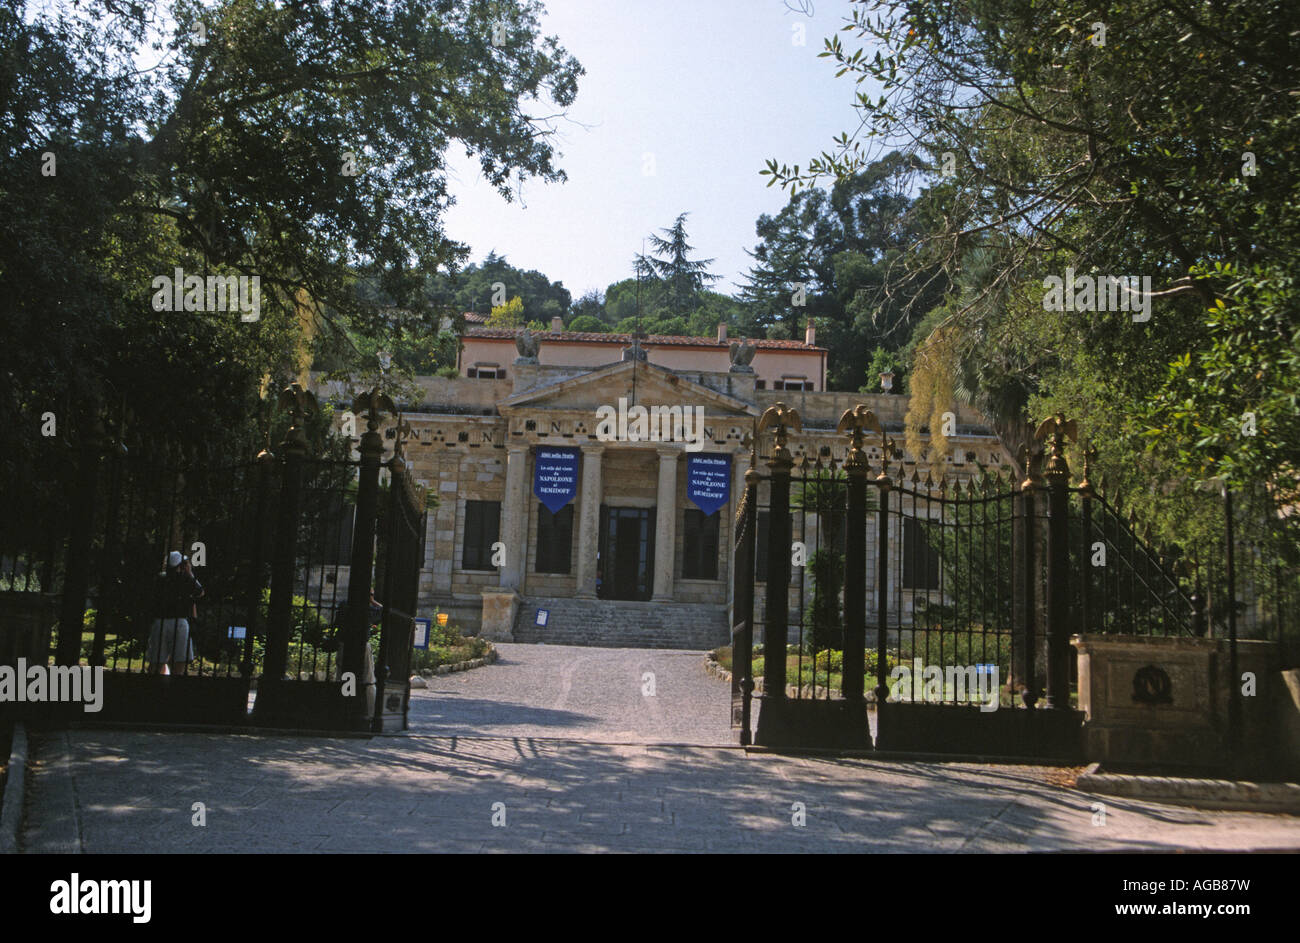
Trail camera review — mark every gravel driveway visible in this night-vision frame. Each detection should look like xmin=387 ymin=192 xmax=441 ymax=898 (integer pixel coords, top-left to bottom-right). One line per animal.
xmin=407 ymin=642 xmax=732 ymax=744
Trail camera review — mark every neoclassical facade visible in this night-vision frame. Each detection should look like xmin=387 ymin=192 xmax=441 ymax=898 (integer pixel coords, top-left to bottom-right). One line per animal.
xmin=315 ymin=327 xmax=1013 ymax=647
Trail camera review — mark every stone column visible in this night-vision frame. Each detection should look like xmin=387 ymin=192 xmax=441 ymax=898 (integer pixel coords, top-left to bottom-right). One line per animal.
xmin=652 ymin=447 xmax=679 ymax=601
xmin=576 ymin=444 xmax=603 ymax=598
xmin=500 ymin=444 xmax=529 ymax=591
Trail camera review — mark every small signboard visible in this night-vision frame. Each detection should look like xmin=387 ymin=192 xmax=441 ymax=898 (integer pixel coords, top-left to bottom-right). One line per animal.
xmin=975 ymin=664 xmax=997 ymax=675
xmin=533 ymin=447 xmax=580 ymax=513
xmin=412 ymin=617 xmax=431 ymax=650
xmin=686 ymin=453 xmax=731 ymax=516
xmin=227 ymin=626 xmax=247 ymax=640
xmin=535 ymin=608 xmax=549 ymax=628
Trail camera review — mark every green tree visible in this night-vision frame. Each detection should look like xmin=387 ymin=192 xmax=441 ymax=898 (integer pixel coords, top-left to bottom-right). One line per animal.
xmin=644 ymin=213 xmax=720 ymax=319
xmin=486 ymin=296 xmax=526 ymax=328
xmin=764 ymin=0 xmax=1300 ymax=536
xmin=0 ymin=0 xmax=582 ymax=468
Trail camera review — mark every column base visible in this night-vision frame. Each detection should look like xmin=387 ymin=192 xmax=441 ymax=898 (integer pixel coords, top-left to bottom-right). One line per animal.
xmin=479 ymin=590 xmax=520 ymax=642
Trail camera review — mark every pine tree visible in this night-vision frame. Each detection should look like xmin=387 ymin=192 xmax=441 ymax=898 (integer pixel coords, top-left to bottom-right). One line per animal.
xmin=645 ymin=213 xmax=720 ymax=319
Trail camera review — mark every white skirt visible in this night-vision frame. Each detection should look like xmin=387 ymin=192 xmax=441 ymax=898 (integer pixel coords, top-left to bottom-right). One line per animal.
xmin=148 ymin=617 xmax=195 ymax=665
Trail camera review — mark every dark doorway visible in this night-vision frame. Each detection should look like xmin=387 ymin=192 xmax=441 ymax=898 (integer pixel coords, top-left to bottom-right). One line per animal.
xmin=598 ymin=506 xmax=654 ymax=600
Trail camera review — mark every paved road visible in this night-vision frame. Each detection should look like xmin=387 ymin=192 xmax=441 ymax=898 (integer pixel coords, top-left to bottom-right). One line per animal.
xmin=18 ymin=645 xmax=1300 ymax=853
xmin=407 ymin=643 xmax=733 ymax=744
xmin=21 ymin=729 xmax=1300 ymax=853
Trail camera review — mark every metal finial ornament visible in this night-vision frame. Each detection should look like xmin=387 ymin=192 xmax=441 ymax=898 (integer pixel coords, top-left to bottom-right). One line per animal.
xmin=1079 ymin=441 xmax=1098 ymax=493
xmin=277 ymin=382 xmax=318 ymax=453
xmin=878 ymin=433 xmax=897 ymax=482
xmin=352 ymin=387 xmax=396 ymax=433
xmin=1034 ymin=413 xmax=1078 ymax=483
xmin=837 ymin=403 xmax=881 ymax=472
xmin=758 ymin=402 xmax=802 ymax=466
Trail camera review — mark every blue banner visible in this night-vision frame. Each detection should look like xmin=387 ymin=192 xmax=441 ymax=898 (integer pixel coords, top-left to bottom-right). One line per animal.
xmin=687 ymin=453 xmax=731 ymax=516
xmin=533 ymin=446 xmax=579 ymax=514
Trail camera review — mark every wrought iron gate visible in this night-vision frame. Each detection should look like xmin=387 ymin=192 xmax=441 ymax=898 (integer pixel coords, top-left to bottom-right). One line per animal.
xmin=0 ymin=383 xmax=427 ymax=733
xmin=728 ymin=405 xmax=1291 ymax=757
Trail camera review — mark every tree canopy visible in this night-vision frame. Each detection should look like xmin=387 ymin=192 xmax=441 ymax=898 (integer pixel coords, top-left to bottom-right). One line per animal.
xmin=763 ymin=0 xmax=1300 ymax=543
xmin=1 ymin=0 xmax=582 ymax=459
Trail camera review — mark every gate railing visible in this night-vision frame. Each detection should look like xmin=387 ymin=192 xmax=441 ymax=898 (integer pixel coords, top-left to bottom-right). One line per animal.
xmin=0 ymin=382 xmax=422 ymax=731
xmin=730 ymin=405 xmax=1300 ymax=746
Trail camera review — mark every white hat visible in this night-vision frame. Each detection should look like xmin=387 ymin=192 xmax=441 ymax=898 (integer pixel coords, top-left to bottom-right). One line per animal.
xmin=167 ymin=551 xmax=183 ymax=568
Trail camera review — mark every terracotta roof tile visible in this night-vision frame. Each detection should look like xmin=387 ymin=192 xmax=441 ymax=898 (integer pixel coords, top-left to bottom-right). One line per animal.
xmin=464 ymin=327 xmax=823 ymax=351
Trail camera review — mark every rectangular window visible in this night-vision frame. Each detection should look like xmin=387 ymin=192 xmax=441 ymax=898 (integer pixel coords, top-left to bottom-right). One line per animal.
xmin=777 ymin=376 xmax=812 ymax=391
xmin=535 ymin=503 xmax=574 ymax=574
xmin=681 ymin=508 xmax=720 ymax=580
xmin=461 ymin=500 xmax=500 ymax=571
xmin=468 ymin=364 xmax=502 ymax=379
xmin=902 ymin=516 xmax=941 ymax=590
xmin=755 ymin=380 xmax=766 ymax=390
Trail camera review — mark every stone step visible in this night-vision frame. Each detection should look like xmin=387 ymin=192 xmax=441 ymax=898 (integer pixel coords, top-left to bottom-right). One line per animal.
xmin=512 ymin=596 xmax=729 ymax=650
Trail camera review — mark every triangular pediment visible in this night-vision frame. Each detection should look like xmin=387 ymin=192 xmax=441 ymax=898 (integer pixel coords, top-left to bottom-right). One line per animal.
xmin=500 ymin=360 xmax=758 ymax=419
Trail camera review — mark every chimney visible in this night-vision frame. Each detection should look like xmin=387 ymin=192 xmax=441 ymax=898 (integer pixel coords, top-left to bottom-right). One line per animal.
xmin=717 ymin=322 xmax=727 ymax=343
xmin=551 ymin=316 xmax=564 ymax=333
xmin=805 ymin=318 xmax=816 ymax=346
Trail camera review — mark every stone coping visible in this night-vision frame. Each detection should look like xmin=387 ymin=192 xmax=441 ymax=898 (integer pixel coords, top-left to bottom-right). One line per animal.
xmin=410 ymin=644 xmax=498 ymax=688
xmin=1077 ymin=762 xmax=1300 ymax=812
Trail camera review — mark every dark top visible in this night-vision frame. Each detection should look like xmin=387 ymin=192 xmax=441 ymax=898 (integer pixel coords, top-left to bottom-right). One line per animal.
xmin=156 ymin=569 xmax=203 ymax=620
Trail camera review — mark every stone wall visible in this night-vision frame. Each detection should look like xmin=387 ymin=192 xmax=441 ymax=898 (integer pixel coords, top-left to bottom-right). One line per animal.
xmin=1072 ymin=634 xmax=1290 ymax=775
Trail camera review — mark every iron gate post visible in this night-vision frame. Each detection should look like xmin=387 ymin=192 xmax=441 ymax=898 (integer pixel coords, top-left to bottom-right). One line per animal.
xmin=1016 ymin=448 xmax=1041 ymax=709
xmin=732 ymin=433 xmax=759 ymax=745
xmin=261 ymin=405 xmax=311 ymax=686
xmin=761 ymin=408 xmax=797 ymax=698
xmin=874 ymin=445 xmax=893 ymax=706
xmin=838 ymin=406 xmax=875 ymax=705
xmin=242 ymin=448 xmax=275 ymax=679
xmin=1038 ymin=415 xmax=1076 ymax=711
xmin=341 ymin=388 xmax=393 ymax=728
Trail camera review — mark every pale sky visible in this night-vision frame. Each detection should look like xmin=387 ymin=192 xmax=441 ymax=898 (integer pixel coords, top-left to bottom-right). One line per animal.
xmin=442 ymin=0 xmax=872 ymax=299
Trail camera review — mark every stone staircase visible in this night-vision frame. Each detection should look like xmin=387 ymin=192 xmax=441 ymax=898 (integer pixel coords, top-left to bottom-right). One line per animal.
xmin=511 ymin=596 xmax=730 ymax=650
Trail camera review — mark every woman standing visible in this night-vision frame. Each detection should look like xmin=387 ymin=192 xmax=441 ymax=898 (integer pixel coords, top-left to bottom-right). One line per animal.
xmin=148 ymin=550 xmax=204 ymax=675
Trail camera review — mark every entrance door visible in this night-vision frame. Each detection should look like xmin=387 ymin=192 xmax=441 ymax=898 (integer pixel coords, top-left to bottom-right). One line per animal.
xmin=598 ymin=506 xmax=654 ymax=601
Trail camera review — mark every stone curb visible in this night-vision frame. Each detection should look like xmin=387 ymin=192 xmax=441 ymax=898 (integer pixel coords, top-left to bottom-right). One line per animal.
xmin=16 ymin=729 xmax=82 ymax=854
xmin=1077 ymin=762 xmax=1300 ymax=813
xmin=0 ymin=722 xmax=29 ymax=854
xmin=413 ymin=644 xmax=498 ymax=685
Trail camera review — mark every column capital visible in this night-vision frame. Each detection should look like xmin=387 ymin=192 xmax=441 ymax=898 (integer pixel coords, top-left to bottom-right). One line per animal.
xmin=580 ymin=442 xmax=605 ymax=455
xmin=656 ymin=445 xmax=680 ymax=460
